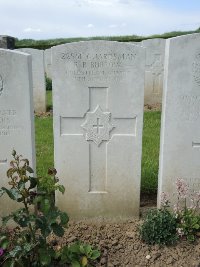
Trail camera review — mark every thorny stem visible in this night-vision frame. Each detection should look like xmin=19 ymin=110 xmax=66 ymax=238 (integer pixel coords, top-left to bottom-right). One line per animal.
xmin=15 ymin=155 xmax=36 ymax=244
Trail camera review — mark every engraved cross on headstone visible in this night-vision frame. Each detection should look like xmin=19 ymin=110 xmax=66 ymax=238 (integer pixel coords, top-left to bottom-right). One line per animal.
xmin=93 ymin=118 xmax=103 ymax=134
xmin=60 ymin=87 xmax=136 ymax=193
xmin=146 ymin=54 xmax=163 ymax=95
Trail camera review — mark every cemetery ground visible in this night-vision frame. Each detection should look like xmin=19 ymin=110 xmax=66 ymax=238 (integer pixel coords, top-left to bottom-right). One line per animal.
xmin=32 ymin=92 xmax=200 ymax=266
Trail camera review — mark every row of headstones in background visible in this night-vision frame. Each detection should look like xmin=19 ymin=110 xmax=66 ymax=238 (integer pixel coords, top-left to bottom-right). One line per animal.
xmin=0 ymin=36 xmax=46 ymax=113
xmin=0 ymin=49 xmax=36 ymax=217
xmin=0 ymin=36 xmax=166 ymax=107
xmin=16 ymin=48 xmax=46 ymax=113
xmin=44 ymin=48 xmax=52 ymax=79
xmin=131 ymin=39 xmax=166 ymax=105
xmin=0 ymin=34 xmax=200 ymax=220
xmin=141 ymin=39 xmax=166 ymax=106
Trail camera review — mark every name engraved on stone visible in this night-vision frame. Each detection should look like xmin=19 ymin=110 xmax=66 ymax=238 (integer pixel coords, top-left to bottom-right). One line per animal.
xmin=61 ymin=52 xmax=136 ymax=82
xmin=81 ymin=105 xmax=115 ymax=146
xmin=192 ymin=52 xmax=200 ymax=86
xmin=0 ymin=75 xmax=3 ymax=96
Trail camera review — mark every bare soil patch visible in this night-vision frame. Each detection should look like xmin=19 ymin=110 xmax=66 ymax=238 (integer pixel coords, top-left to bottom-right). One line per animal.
xmin=49 ymin=202 xmax=200 ymax=267
xmin=144 ymin=104 xmax=161 ymax=112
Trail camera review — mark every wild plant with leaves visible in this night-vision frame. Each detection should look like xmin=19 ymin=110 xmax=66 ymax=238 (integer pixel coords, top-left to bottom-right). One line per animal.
xmin=172 ymin=178 xmax=200 ymax=242
xmin=140 ymin=178 xmax=200 ymax=245
xmin=0 ymin=151 xmax=100 ymax=267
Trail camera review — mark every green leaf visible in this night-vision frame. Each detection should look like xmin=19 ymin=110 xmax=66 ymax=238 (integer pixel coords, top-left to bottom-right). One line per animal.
xmin=194 ymin=224 xmax=199 ymax=229
xmin=12 ymin=150 xmax=16 ymax=157
xmin=60 ymin=212 xmax=69 ymax=225
xmin=40 ymin=198 xmax=51 ymax=214
xmin=72 ymin=260 xmax=81 ymax=267
xmin=26 ymin=166 xmax=34 ymax=173
xmin=0 ymin=188 xmax=6 ymax=197
xmin=3 ymin=259 xmax=15 ymax=267
xmin=57 ymin=185 xmax=65 ymax=194
xmin=29 ymin=177 xmax=37 ymax=190
xmin=2 ymin=187 xmax=21 ymax=201
xmin=33 ymin=195 xmax=43 ymax=204
xmin=18 ymin=180 xmax=25 ymax=190
xmin=0 ymin=238 xmax=9 ymax=250
xmin=90 ymin=249 xmax=101 ymax=260
xmin=39 ymin=248 xmax=51 ymax=266
xmin=84 ymin=245 xmax=92 ymax=255
xmin=68 ymin=243 xmax=81 ymax=253
xmin=51 ymin=223 xmax=64 ymax=237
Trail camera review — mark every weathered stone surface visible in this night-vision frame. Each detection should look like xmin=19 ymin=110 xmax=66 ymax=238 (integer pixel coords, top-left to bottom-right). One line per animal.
xmin=0 ymin=49 xmax=35 ymax=217
xmin=17 ymin=48 xmax=46 ymax=113
xmin=141 ymin=38 xmax=166 ymax=105
xmin=44 ymin=48 xmax=52 ymax=79
xmin=52 ymin=40 xmax=145 ymax=219
xmin=158 ymin=33 xmax=200 ymax=206
xmin=0 ymin=35 xmax=15 ymax=49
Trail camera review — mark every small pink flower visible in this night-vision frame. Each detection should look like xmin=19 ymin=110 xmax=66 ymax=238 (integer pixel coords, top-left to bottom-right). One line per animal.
xmin=160 ymin=192 xmax=170 ymax=207
xmin=173 ymin=203 xmax=180 ymax=213
xmin=176 ymin=178 xmax=189 ymax=199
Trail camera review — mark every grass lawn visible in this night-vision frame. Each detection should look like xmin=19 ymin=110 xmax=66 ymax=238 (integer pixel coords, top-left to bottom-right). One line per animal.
xmin=35 ymin=91 xmax=161 ymax=194
xmin=141 ymin=111 xmax=161 ymax=194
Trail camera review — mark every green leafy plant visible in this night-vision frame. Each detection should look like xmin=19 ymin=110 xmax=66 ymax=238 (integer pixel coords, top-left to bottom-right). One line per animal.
xmin=176 ymin=208 xmax=200 ymax=242
xmin=140 ymin=208 xmax=178 ymax=245
xmin=56 ymin=242 xmax=100 ymax=267
xmin=173 ymin=178 xmax=200 ymax=242
xmin=0 ymin=151 xmax=100 ymax=266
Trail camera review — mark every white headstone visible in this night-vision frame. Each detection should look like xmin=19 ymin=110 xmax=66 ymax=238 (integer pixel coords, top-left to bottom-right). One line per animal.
xmin=158 ymin=33 xmax=200 ymax=206
xmin=44 ymin=48 xmax=52 ymax=79
xmin=17 ymin=48 xmax=46 ymax=113
xmin=52 ymin=41 xmax=145 ymax=219
xmin=0 ymin=49 xmax=36 ymax=217
xmin=141 ymin=39 xmax=166 ymax=105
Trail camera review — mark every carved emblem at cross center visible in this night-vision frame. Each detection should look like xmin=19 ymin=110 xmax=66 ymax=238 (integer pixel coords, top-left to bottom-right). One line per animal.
xmin=81 ymin=105 xmax=115 ymax=146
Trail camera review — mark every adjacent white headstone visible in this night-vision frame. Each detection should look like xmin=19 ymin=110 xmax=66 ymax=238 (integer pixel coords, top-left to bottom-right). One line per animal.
xmin=52 ymin=41 xmax=145 ymax=219
xmin=0 ymin=49 xmax=36 ymax=217
xmin=158 ymin=33 xmax=200 ymax=206
xmin=17 ymin=48 xmax=46 ymax=113
xmin=44 ymin=48 xmax=52 ymax=79
xmin=141 ymin=39 xmax=166 ymax=105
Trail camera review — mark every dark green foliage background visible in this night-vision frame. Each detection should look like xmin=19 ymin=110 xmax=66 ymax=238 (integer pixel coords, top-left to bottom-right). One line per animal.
xmin=15 ymin=28 xmax=200 ymax=50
